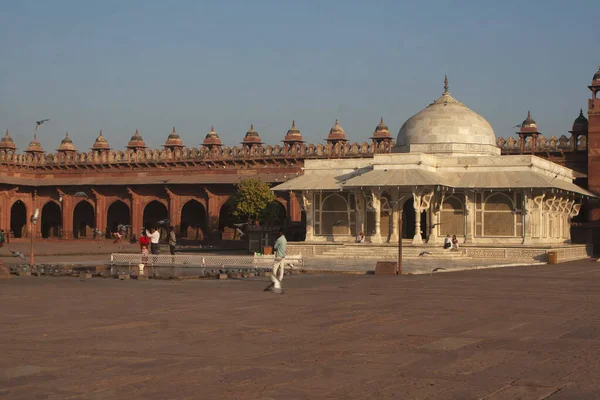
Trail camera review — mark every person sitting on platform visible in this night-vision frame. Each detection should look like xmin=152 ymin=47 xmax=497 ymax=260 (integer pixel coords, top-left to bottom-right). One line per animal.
xmin=355 ymin=231 xmax=365 ymax=243
xmin=443 ymin=234 xmax=452 ymax=249
xmin=451 ymin=234 xmax=459 ymax=251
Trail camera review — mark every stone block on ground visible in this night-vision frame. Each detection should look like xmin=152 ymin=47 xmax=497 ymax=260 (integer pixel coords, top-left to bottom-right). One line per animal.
xmin=119 ymin=274 xmax=130 ymax=280
xmin=228 ymin=272 xmax=241 ymax=279
xmin=375 ymin=261 xmax=398 ymax=275
xmin=218 ymin=273 xmax=228 ymax=279
xmin=79 ymin=271 xmax=92 ymax=279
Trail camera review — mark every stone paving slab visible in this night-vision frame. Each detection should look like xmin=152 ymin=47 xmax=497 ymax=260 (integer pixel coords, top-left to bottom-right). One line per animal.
xmin=2 ymin=260 xmax=600 ymax=399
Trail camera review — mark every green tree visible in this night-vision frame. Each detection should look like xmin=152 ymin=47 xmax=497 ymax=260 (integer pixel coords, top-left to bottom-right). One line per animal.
xmin=232 ymin=178 xmax=276 ymax=224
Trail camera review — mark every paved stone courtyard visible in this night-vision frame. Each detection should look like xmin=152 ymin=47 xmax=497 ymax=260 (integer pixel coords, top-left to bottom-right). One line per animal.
xmin=2 ymin=260 xmax=600 ymax=399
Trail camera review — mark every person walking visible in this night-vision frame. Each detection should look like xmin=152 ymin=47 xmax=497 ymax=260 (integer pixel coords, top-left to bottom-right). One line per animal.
xmin=265 ymin=229 xmax=287 ymax=294
xmin=168 ymin=226 xmax=177 ymax=260
xmin=0 ymin=229 xmax=5 ymax=248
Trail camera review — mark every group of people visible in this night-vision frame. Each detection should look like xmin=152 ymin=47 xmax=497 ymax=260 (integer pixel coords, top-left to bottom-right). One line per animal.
xmin=138 ymin=226 xmax=177 ymax=256
xmin=444 ymin=234 xmax=460 ymax=251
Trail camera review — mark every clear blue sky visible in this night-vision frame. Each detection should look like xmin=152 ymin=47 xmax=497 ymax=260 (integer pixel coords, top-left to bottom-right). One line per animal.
xmin=0 ymin=0 xmax=598 ymax=151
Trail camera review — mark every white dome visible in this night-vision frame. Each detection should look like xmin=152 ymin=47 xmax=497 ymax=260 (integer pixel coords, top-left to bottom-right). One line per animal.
xmin=396 ymin=85 xmax=499 ymax=156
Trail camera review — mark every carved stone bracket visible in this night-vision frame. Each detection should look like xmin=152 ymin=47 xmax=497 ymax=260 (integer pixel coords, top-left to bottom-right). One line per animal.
xmin=533 ymin=193 xmax=545 ymax=210
xmin=126 ymin=187 xmax=138 ymax=199
xmin=544 ymin=195 xmax=556 ymax=212
xmin=570 ymin=202 xmax=582 ymax=218
xmin=301 ymin=190 xmax=312 ymax=211
xmin=413 ymin=190 xmax=433 ymax=212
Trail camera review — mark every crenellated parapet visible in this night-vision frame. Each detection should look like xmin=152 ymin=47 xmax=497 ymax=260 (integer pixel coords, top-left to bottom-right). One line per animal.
xmin=0 ymin=139 xmax=395 ymax=170
xmin=496 ymin=133 xmax=587 ymax=154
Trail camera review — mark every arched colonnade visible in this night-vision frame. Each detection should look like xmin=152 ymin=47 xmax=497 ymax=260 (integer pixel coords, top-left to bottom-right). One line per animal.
xmin=301 ymin=188 xmax=581 ymax=245
xmin=2 ymin=188 xmax=298 ymax=241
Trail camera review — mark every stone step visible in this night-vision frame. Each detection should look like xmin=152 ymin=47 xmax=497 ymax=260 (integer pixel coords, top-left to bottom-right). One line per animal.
xmin=318 ymin=249 xmax=467 ymax=259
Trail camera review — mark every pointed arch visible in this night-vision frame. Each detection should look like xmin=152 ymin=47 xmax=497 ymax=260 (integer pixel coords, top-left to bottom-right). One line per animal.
xmin=10 ymin=200 xmax=27 ymax=238
xmin=106 ymin=200 xmax=130 ymax=238
xmin=180 ymin=199 xmax=207 ymax=241
xmin=320 ymin=193 xmax=349 ymax=235
xmin=143 ymin=200 xmax=168 ymax=239
xmin=439 ymin=196 xmax=464 ymax=237
xmin=41 ymin=201 xmax=62 ymax=238
xmin=483 ymin=192 xmax=516 ymax=236
xmin=73 ymin=200 xmax=95 ymax=238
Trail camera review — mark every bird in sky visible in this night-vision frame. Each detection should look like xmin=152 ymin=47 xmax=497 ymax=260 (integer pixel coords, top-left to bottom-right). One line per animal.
xmin=35 ymin=119 xmax=50 ymax=130
xmin=430 ymin=267 xmax=446 ymax=276
xmin=9 ymin=250 xmax=25 ymax=259
xmin=419 ymin=251 xmax=432 ymax=257
xmin=512 ymin=124 xmax=522 ymax=128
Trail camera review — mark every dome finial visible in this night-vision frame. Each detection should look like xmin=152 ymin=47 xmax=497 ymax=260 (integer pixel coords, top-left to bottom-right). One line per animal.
xmin=292 ymin=120 xmax=296 ymax=127
xmin=4 ymin=129 xmax=8 ymax=137
xmin=527 ymin=110 xmax=531 ymax=118
xmin=444 ymin=75 xmax=449 ymax=94
xmin=65 ymin=132 xmax=69 ymax=138
xmin=580 ymin=108 xmax=584 ymax=116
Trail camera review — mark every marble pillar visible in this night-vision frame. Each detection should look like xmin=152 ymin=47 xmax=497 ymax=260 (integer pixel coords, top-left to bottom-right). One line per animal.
xmin=464 ymin=192 xmax=474 ymax=244
xmin=389 ymin=190 xmax=401 ymax=243
xmin=370 ymin=189 xmax=382 ymax=244
xmin=355 ymin=191 xmax=366 ymax=236
xmin=302 ymin=190 xmax=314 ymax=241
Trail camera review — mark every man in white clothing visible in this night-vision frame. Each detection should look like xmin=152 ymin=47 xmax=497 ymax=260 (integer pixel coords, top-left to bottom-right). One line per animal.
xmin=146 ymin=227 xmax=161 ymax=255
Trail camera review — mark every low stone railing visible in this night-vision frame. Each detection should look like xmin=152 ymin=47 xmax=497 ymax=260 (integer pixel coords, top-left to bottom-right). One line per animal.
xmin=110 ymin=253 xmax=303 ymax=268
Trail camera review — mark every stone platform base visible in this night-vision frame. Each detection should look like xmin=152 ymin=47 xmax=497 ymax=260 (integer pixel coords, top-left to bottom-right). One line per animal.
xmin=287 ymin=242 xmax=593 ymax=263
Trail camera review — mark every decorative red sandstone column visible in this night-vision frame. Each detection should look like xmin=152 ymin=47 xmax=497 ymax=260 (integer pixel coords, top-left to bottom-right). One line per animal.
xmin=204 ymin=188 xmax=217 ymax=240
xmin=166 ymin=187 xmax=181 ymax=231
xmin=61 ymin=195 xmax=74 ymax=239
xmin=128 ymin=188 xmax=142 ymax=237
xmin=92 ymin=189 xmax=105 ymax=238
